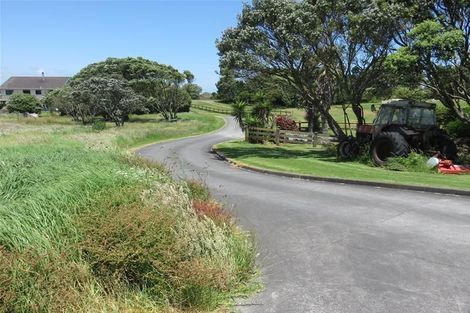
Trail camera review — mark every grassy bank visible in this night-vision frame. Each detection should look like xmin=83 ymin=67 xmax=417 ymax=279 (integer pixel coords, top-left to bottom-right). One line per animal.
xmin=0 ymin=112 xmax=257 ymax=312
xmin=216 ymin=141 xmax=470 ymax=191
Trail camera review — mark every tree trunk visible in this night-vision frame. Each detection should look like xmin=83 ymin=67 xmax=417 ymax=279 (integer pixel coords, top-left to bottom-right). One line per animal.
xmin=318 ymin=105 xmax=347 ymax=140
xmin=321 ymin=115 xmax=328 ymax=134
xmin=305 ymin=104 xmax=321 ymax=133
xmin=351 ymin=100 xmax=365 ymax=125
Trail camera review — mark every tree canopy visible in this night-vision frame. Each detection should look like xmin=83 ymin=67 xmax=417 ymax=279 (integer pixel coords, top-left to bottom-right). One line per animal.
xmin=388 ymin=0 xmax=470 ymax=125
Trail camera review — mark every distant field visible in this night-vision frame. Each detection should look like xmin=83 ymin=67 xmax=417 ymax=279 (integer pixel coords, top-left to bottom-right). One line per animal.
xmin=0 ymin=111 xmax=225 ymax=150
xmin=191 ymin=100 xmax=380 ymax=126
xmin=192 ymin=99 xmax=233 ymax=111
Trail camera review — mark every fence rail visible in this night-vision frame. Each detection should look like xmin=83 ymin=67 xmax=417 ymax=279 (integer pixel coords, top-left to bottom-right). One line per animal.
xmin=246 ymin=127 xmax=318 ymax=145
xmin=192 ymin=104 xmax=231 ymax=114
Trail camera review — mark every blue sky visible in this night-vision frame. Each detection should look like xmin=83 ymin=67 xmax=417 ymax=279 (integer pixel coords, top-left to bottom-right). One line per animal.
xmin=0 ymin=0 xmax=245 ymax=92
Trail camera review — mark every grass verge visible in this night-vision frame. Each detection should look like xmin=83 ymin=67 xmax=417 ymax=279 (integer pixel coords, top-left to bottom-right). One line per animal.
xmin=215 ymin=140 xmax=470 ymax=191
xmin=0 ymin=113 xmax=257 ymax=312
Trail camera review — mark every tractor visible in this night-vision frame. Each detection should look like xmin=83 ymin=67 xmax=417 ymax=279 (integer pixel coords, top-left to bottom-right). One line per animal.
xmin=337 ymin=99 xmax=458 ymax=166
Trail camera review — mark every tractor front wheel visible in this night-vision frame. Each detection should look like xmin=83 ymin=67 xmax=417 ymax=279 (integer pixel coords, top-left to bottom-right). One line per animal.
xmin=370 ymin=132 xmax=409 ymax=166
xmin=337 ymin=137 xmax=360 ymax=160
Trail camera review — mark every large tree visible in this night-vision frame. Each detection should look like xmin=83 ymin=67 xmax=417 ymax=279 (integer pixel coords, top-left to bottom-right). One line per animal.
xmin=69 ymin=57 xmax=194 ymax=113
xmin=301 ymin=0 xmax=406 ymax=125
xmin=217 ymin=0 xmax=345 ymax=136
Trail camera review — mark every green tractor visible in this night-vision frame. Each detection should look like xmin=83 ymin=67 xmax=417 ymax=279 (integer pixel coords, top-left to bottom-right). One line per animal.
xmin=337 ymin=99 xmax=457 ymax=165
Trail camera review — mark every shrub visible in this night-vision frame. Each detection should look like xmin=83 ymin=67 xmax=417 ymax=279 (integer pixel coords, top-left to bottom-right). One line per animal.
xmin=445 ymin=119 xmax=470 ymax=138
xmin=92 ymin=120 xmax=106 ymax=131
xmin=385 ymin=152 xmax=432 ymax=172
xmin=275 ymin=115 xmax=298 ymax=131
xmin=6 ymin=94 xmax=41 ymax=114
xmin=391 ymin=86 xmax=431 ymax=101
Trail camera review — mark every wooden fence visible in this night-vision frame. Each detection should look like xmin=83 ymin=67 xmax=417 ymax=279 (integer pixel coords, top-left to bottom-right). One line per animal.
xmin=192 ymin=104 xmax=231 ymax=114
xmin=246 ymin=127 xmax=318 ymax=145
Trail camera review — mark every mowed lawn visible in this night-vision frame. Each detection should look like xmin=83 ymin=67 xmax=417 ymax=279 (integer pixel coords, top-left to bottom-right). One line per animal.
xmin=216 ymin=141 xmax=470 ymax=191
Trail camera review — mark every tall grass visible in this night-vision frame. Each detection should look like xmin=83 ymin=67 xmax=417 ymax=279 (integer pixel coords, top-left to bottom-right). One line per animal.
xmin=0 ymin=114 xmax=257 ymax=312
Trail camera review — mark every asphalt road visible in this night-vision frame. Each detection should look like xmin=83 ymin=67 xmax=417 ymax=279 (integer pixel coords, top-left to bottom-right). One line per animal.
xmin=138 ymin=117 xmax=470 ymax=313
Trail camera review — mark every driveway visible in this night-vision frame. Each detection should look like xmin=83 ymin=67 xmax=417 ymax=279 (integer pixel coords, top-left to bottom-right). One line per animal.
xmin=138 ymin=116 xmax=470 ymax=313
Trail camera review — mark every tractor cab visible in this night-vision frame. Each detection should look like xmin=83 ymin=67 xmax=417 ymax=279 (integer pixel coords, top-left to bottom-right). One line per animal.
xmin=373 ymin=100 xmax=437 ymax=131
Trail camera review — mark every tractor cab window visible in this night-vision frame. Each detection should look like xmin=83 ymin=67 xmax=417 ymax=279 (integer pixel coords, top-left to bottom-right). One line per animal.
xmin=375 ymin=106 xmax=394 ymax=125
xmin=408 ymin=107 xmax=436 ymax=128
xmin=391 ymin=108 xmax=406 ymax=124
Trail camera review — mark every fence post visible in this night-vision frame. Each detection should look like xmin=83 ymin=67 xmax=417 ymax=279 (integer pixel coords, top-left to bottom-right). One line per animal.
xmin=275 ymin=128 xmax=280 ymax=146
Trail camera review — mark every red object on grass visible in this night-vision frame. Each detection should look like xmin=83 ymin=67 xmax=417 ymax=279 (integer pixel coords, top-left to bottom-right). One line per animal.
xmin=438 ymin=160 xmax=470 ymax=174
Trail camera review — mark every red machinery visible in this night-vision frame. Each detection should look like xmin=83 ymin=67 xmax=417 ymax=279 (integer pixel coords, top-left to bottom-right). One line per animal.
xmin=438 ymin=159 xmax=470 ymax=174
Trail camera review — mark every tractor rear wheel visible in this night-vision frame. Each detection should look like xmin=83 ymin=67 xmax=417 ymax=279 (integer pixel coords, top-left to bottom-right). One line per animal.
xmin=370 ymin=132 xmax=409 ymax=166
xmin=337 ymin=137 xmax=360 ymax=160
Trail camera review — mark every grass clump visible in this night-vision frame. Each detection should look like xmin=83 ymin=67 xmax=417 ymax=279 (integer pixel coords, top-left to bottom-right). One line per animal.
xmin=385 ymin=152 xmax=433 ymax=173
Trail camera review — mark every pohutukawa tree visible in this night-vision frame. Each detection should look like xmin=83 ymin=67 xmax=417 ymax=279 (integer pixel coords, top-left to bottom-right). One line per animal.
xmin=149 ymin=83 xmax=192 ymax=121
xmin=217 ymin=0 xmax=346 ymax=136
xmin=69 ymin=57 xmax=197 ymax=119
xmin=68 ymin=78 xmax=143 ymax=126
xmin=303 ymin=0 xmax=406 ymax=126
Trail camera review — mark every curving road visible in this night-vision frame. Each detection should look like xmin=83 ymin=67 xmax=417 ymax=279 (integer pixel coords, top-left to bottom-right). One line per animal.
xmin=138 ymin=117 xmax=470 ymax=313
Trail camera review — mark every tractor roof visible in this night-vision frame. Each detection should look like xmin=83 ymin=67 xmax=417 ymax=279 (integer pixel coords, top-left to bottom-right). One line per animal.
xmin=381 ymin=99 xmax=436 ymax=109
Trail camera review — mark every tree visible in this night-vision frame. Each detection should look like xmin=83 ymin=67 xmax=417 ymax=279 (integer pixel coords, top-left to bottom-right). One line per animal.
xmin=183 ymin=83 xmax=202 ymax=99
xmin=74 ymin=78 xmax=144 ymax=126
xmin=149 ymin=83 xmax=191 ymax=121
xmin=302 ymin=0 xmax=406 ymax=125
xmin=183 ymin=70 xmax=195 ymax=84
xmin=216 ymin=69 xmax=246 ymax=103
xmin=389 ymin=1 xmax=470 ymax=125
xmin=6 ymin=94 xmax=41 ymax=114
xmin=217 ymin=0 xmax=345 ymax=136
xmin=69 ymin=57 xmax=193 ymax=113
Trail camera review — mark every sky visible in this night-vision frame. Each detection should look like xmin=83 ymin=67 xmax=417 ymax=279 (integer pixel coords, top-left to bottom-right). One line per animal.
xmin=0 ymin=0 xmax=246 ymax=92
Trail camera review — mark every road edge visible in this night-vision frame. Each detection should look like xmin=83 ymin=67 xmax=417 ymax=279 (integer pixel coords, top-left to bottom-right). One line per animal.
xmin=212 ymin=147 xmax=470 ymax=197
xmin=129 ymin=112 xmax=227 ymax=153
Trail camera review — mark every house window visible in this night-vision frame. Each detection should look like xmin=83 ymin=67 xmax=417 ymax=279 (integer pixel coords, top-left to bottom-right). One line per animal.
xmin=6 ymin=90 xmax=13 ymax=95
xmin=23 ymin=90 xmax=31 ymax=94
xmin=35 ymin=90 xmax=42 ymax=95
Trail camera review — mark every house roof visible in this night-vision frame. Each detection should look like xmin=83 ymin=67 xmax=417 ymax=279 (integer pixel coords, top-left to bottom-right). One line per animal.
xmin=0 ymin=76 xmax=70 ymax=90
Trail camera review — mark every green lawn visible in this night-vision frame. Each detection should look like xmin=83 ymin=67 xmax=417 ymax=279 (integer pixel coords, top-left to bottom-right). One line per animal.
xmin=216 ymin=141 xmax=470 ymax=191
